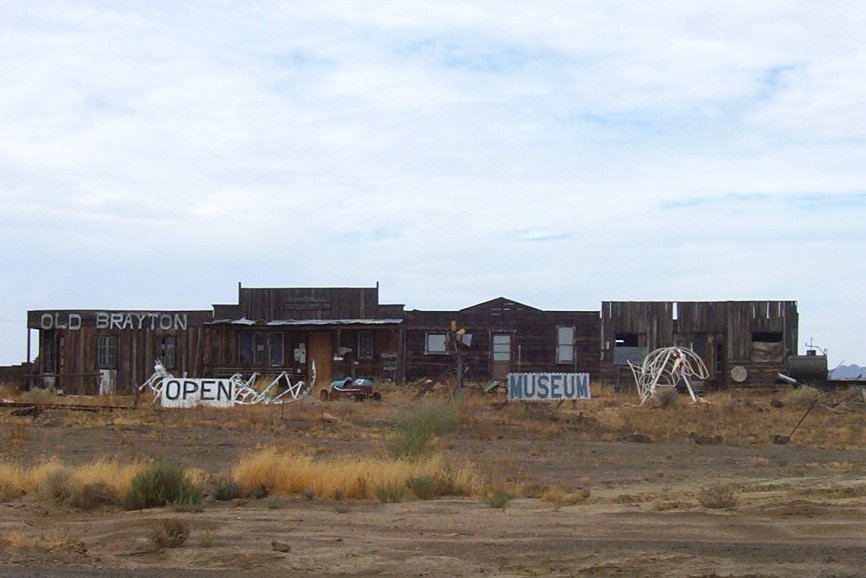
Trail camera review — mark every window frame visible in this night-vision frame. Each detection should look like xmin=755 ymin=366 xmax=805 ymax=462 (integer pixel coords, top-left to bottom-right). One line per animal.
xmin=491 ymin=333 xmax=512 ymax=362
xmin=425 ymin=332 xmax=448 ymax=355
xmin=358 ymin=331 xmax=374 ymax=359
xmin=556 ymin=325 xmax=575 ymax=364
xmin=97 ymin=335 xmax=117 ymax=369
xmin=156 ymin=335 xmax=177 ymax=369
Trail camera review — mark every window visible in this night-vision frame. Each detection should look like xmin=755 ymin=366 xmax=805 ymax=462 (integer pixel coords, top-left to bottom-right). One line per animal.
xmin=156 ymin=336 xmax=177 ymax=368
xmin=615 ymin=333 xmax=639 ymax=347
xmin=425 ymin=332 xmax=448 ymax=354
xmin=239 ymin=332 xmax=254 ymax=365
xmin=556 ymin=326 xmax=575 ymax=364
xmin=613 ymin=333 xmax=644 ymax=365
xmin=97 ymin=336 xmax=116 ymax=369
xmin=492 ymin=334 xmax=511 ymax=361
xmin=240 ymin=332 xmax=284 ymax=366
xmin=42 ymin=331 xmax=56 ymax=373
xmin=269 ymin=333 xmax=284 ymax=366
xmin=752 ymin=332 xmax=782 ymax=343
xmin=358 ymin=331 xmax=373 ymax=359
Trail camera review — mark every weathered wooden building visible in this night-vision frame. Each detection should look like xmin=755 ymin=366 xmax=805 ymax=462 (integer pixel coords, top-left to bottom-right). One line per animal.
xmin=599 ymin=300 xmax=798 ymax=389
xmin=25 ymin=287 xmax=799 ymax=393
xmin=403 ymin=297 xmax=599 ymax=382
xmin=26 ymin=309 xmax=212 ymax=394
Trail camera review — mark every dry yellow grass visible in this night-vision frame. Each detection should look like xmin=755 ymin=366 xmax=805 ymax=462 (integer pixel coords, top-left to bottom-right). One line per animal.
xmin=231 ymin=446 xmax=481 ymax=500
xmin=0 ymin=458 xmax=143 ymax=497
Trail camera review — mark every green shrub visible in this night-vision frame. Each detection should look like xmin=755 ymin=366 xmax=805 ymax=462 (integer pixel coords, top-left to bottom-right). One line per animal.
xmin=149 ymin=518 xmax=190 ymax=548
xmin=265 ymin=495 xmax=283 ymax=509
xmin=374 ymin=481 xmax=405 ymax=503
xmin=123 ymin=461 xmax=202 ymax=510
xmin=385 ymin=403 xmax=458 ymax=460
xmin=405 ymin=471 xmax=463 ymax=500
xmin=213 ymin=476 xmax=242 ymax=501
xmin=406 ymin=475 xmax=437 ymax=500
xmin=248 ymin=485 xmax=269 ymax=499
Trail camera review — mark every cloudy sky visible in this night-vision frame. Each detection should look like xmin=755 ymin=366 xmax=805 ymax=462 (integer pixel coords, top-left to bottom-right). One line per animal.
xmin=1 ymin=1 xmax=864 ymax=367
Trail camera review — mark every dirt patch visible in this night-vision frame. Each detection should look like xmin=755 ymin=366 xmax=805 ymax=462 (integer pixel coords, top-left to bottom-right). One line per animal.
xmin=1 ymin=388 xmax=865 ymax=576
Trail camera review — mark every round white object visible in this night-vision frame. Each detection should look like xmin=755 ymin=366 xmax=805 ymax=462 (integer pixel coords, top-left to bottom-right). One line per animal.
xmin=730 ymin=366 xmax=748 ymax=383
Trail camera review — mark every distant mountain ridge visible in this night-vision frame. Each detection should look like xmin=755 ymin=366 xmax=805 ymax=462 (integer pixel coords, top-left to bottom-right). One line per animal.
xmin=829 ymin=364 xmax=866 ymax=379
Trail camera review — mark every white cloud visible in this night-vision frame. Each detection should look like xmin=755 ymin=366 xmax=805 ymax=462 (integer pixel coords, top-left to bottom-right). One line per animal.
xmin=0 ymin=1 xmax=864 ymax=366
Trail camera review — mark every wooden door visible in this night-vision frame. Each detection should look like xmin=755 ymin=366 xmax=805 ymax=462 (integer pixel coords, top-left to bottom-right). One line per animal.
xmin=308 ymin=332 xmax=333 ymax=388
xmin=491 ymin=333 xmax=512 ymax=380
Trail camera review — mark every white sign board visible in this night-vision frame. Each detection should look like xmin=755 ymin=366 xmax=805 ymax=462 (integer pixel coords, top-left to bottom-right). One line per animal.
xmin=160 ymin=378 xmax=236 ymax=408
xmin=507 ymin=372 xmax=591 ymax=401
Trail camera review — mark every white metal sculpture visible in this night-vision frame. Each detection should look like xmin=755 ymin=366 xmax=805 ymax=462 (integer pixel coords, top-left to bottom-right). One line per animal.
xmin=628 ymin=346 xmax=710 ymax=405
xmin=138 ymin=359 xmax=316 ymax=406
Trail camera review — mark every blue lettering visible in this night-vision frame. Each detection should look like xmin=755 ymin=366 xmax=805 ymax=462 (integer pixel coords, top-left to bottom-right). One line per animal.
xmin=524 ymin=375 xmax=536 ymax=398
xmin=564 ymin=375 xmax=576 ymax=398
xmin=537 ymin=374 xmax=549 ymax=398
xmin=550 ymin=374 xmax=562 ymax=398
xmin=577 ymin=374 xmax=590 ymax=399
xmin=508 ymin=375 xmax=524 ymax=399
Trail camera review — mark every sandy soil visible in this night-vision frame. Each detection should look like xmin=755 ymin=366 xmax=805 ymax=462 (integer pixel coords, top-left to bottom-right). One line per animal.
xmin=1 ymin=393 xmax=865 ymax=577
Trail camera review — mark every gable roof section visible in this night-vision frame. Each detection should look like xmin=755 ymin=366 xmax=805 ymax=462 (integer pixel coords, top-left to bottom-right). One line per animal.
xmin=460 ymin=297 xmax=540 ymax=314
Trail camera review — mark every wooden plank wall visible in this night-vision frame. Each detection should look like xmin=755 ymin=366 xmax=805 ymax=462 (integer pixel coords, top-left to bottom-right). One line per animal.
xmin=599 ymin=301 xmax=798 ymax=389
xmin=28 ymin=310 xmax=211 ymax=394
xmin=238 ymin=287 xmax=380 ymax=320
xmin=403 ymin=309 xmax=599 ymax=382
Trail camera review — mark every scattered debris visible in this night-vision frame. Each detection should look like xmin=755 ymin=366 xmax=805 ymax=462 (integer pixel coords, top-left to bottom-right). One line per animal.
xmin=138 ymin=359 xmax=316 ymax=407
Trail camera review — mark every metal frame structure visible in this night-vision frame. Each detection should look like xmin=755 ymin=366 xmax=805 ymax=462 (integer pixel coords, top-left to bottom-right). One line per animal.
xmin=629 ymin=346 xmax=710 ymax=405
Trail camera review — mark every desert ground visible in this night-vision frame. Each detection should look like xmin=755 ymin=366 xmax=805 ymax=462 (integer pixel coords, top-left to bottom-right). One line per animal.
xmin=1 ymin=382 xmax=865 ymax=577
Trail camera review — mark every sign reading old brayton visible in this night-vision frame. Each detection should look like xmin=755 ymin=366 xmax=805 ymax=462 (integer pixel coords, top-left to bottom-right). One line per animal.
xmin=38 ymin=311 xmax=188 ymax=331
xmin=507 ymin=372 xmax=591 ymax=401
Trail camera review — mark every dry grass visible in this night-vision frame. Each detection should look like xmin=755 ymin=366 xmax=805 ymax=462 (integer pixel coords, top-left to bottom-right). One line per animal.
xmin=231 ymin=446 xmax=481 ymax=500
xmin=4 ymin=529 xmax=86 ymax=553
xmin=697 ymin=482 xmax=739 ymax=509
xmin=0 ymin=458 xmax=144 ymax=502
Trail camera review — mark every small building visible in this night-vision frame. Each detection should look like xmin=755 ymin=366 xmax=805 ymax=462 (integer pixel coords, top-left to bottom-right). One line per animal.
xmin=599 ymin=300 xmax=798 ymax=389
xmin=403 ymin=297 xmax=599 ymax=382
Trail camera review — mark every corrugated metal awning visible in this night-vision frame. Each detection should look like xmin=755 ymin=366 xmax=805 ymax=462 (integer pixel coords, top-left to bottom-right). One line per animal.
xmin=206 ymin=318 xmax=403 ymax=327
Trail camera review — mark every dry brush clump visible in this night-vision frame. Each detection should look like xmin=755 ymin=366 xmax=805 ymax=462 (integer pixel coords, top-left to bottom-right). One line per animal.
xmin=0 ymin=458 xmax=141 ymax=508
xmin=697 ymin=482 xmax=739 ymax=509
xmin=231 ymin=446 xmax=480 ymax=500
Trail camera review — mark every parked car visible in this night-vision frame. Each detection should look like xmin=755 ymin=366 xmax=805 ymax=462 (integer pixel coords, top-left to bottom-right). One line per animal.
xmin=321 ymin=377 xmax=381 ymax=401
